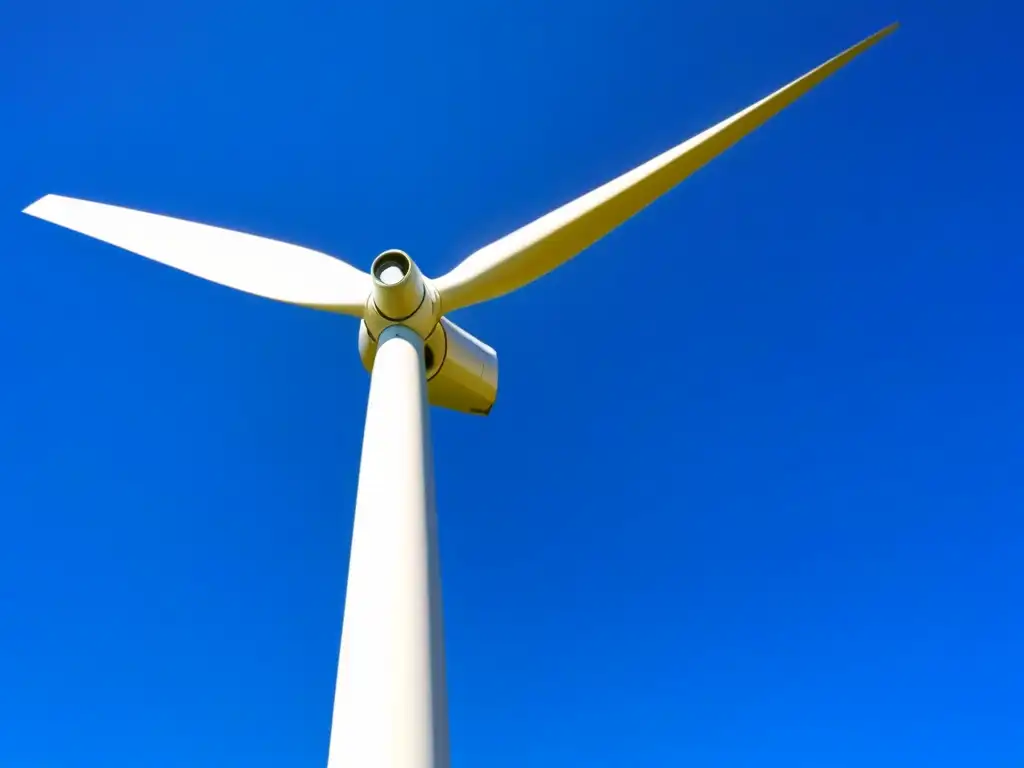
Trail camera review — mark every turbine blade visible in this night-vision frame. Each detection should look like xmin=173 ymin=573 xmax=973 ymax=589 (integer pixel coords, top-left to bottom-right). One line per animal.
xmin=434 ymin=23 xmax=897 ymax=312
xmin=23 ymin=194 xmax=370 ymax=315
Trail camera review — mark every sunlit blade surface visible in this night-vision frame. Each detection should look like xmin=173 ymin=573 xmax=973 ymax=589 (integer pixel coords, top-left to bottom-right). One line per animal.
xmin=23 ymin=194 xmax=371 ymax=316
xmin=434 ymin=23 xmax=897 ymax=312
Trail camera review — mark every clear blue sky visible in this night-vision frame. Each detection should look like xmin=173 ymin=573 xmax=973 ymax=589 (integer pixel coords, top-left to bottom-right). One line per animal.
xmin=1 ymin=0 xmax=1021 ymax=765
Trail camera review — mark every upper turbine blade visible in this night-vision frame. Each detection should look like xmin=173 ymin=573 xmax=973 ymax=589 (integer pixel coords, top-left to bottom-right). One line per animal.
xmin=433 ymin=23 xmax=898 ymax=312
xmin=23 ymin=194 xmax=371 ymax=316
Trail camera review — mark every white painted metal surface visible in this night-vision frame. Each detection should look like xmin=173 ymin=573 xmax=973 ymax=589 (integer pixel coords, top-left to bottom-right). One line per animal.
xmin=327 ymin=325 xmax=449 ymax=768
xmin=358 ymin=317 xmax=499 ymax=416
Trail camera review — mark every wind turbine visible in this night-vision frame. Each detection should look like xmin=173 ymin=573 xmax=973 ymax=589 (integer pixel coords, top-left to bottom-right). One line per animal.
xmin=23 ymin=23 xmax=896 ymax=768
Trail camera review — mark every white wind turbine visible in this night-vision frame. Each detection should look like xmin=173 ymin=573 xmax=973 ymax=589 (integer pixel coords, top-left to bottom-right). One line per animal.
xmin=23 ymin=23 xmax=896 ymax=768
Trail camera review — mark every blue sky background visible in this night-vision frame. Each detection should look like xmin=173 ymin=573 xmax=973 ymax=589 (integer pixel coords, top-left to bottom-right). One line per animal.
xmin=1 ymin=0 xmax=1021 ymax=765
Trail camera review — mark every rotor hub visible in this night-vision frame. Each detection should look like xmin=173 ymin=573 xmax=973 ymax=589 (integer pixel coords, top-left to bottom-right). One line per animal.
xmin=363 ymin=250 xmax=441 ymax=342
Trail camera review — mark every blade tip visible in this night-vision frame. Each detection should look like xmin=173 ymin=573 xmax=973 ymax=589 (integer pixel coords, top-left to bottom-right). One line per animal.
xmin=848 ymin=22 xmax=898 ymax=58
xmin=875 ymin=22 xmax=900 ymax=40
xmin=22 ymin=194 xmax=60 ymax=218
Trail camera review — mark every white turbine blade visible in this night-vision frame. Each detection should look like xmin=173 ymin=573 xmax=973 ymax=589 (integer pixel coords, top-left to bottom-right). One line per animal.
xmin=434 ymin=23 xmax=898 ymax=312
xmin=23 ymin=194 xmax=371 ymax=315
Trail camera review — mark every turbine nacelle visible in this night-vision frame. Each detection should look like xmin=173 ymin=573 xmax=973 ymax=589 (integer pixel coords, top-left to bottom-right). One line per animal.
xmin=360 ymin=250 xmax=499 ymax=416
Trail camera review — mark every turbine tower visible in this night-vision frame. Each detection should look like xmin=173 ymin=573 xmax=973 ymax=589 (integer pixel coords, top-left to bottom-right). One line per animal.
xmin=22 ymin=23 xmax=896 ymax=768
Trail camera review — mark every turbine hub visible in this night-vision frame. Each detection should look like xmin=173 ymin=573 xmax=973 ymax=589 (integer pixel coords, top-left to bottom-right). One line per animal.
xmin=363 ymin=250 xmax=441 ymax=341
xmin=358 ymin=250 xmax=498 ymax=415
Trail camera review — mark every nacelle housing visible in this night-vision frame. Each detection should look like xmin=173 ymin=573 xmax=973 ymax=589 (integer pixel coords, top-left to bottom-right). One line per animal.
xmin=358 ymin=317 xmax=498 ymax=416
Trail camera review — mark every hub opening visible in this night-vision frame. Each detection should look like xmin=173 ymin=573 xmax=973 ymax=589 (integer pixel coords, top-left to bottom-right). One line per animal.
xmin=372 ymin=250 xmax=411 ymax=286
